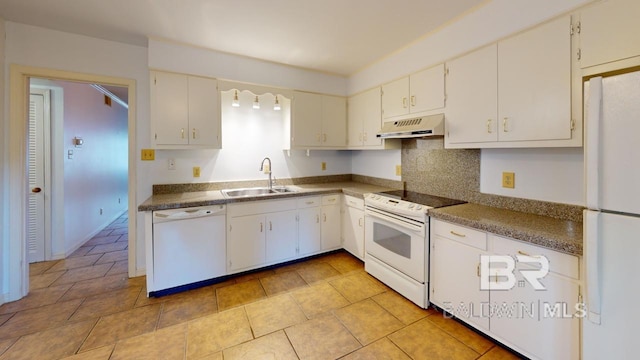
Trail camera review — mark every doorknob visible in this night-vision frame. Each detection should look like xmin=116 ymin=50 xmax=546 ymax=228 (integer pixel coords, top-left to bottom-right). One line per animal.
xmin=31 ymin=187 xmax=42 ymax=193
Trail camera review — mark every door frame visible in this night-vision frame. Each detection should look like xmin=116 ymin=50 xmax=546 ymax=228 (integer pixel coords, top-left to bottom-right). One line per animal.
xmin=7 ymin=64 xmax=137 ymax=301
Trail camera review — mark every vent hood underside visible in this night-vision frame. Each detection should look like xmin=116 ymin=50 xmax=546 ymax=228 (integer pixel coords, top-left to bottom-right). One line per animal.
xmin=376 ymin=113 xmax=444 ymax=139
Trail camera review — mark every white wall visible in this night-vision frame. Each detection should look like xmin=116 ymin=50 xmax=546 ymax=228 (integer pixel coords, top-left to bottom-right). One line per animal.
xmin=149 ymin=39 xmax=347 ymax=96
xmin=480 ymin=148 xmax=584 ymax=205
xmin=60 ymin=81 xmax=128 ymax=255
xmin=351 ymin=150 xmax=401 ymax=181
xmin=151 ymin=90 xmax=351 ymax=184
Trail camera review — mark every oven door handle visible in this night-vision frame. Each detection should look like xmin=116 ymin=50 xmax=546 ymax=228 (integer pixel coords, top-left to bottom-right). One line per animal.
xmin=365 ymin=207 xmax=425 ymax=234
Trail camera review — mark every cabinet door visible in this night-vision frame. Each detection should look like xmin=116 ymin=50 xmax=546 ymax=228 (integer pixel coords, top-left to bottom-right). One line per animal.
xmin=298 ymin=206 xmax=321 ymax=256
xmin=292 ymin=91 xmax=322 ymax=147
xmin=581 ymin=0 xmax=640 ymax=68
xmin=342 ymin=205 xmax=364 ymax=260
xmin=321 ymin=203 xmax=341 ymax=250
xmin=498 ymin=16 xmax=572 ymax=142
xmin=347 ymin=87 xmax=383 ymax=147
xmin=265 ymin=210 xmax=298 ymax=263
xmin=321 ymin=95 xmax=347 ymax=147
xmin=188 ymin=76 xmax=220 ymax=147
xmin=347 ymin=92 xmax=364 ymax=147
xmin=382 ymin=76 xmax=409 ymax=119
xmin=151 ymin=71 xmax=189 ymax=145
xmin=409 ymin=64 xmax=445 ymax=113
xmin=446 ymin=44 xmax=498 ymax=145
xmin=490 ymin=268 xmax=580 ymax=360
xmin=228 ymin=215 xmax=265 ymax=272
xmin=430 ymin=235 xmax=489 ymax=331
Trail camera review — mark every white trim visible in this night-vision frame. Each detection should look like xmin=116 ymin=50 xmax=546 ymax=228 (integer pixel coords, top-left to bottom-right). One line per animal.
xmin=8 ymin=65 xmax=137 ymax=302
xmin=90 ymin=84 xmax=128 ymax=109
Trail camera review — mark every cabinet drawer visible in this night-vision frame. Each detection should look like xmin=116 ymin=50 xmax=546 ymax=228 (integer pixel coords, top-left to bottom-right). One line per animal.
xmin=228 ymin=198 xmax=297 ymax=217
xmin=431 ymin=219 xmax=487 ymax=250
xmin=297 ymin=196 xmax=321 ymax=209
xmin=491 ymin=235 xmax=579 ymax=279
xmin=322 ymin=194 xmax=340 ymax=206
xmin=343 ymin=195 xmax=364 ymax=210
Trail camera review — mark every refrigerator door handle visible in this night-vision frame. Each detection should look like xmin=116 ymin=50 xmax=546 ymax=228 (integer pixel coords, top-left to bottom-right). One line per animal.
xmin=585 ymin=77 xmax=603 ymax=210
xmin=585 ymin=210 xmax=601 ymax=325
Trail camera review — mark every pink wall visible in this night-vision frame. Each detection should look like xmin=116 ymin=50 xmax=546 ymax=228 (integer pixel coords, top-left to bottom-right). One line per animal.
xmin=60 ymin=81 xmax=128 ymax=254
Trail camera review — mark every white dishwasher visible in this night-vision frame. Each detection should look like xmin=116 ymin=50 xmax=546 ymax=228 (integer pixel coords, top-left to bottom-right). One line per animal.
xmin=152 ymin=204 xmax=226 ymax=293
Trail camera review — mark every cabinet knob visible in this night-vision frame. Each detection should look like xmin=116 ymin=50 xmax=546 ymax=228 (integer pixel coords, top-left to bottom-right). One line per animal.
xmin=192 ymin=128 xmax=196 ymax=139
xmin=402 ymin=97 xmax=408 ymax=108
xmin=487 ymin=119 xmax=492 ymax=134
xmin=503 ymin=117 xmax=509 ymax=132
xmin=410 ymin=95 xmax=416 ymax=107
xmin=181 ymin=128 xmax=185 ymax=139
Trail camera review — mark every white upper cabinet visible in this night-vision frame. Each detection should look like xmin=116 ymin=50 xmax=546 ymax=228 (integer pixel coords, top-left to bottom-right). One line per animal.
xmin=150 ymin=70 xmax=221 ymax=149
xmin=498 ymin=16 xmax=572 ymax=143
xmin=291 ymin=91 xmax=346 ymax=149
xmin=580 ymin=0 xmax=640 ymax=69
xmin=445 ymin=44 xmax=498 ymax=145
xmin=347 ymin=87 xmax=400 ymax=149
xmin=445 ymin=16 xmax=579 ymax=148
xmin=381 ymin=64 xmax=445 ymax=120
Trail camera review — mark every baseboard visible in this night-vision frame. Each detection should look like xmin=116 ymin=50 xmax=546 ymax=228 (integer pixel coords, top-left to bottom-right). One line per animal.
xmin=134 ymin=267 xmax=146 ymax=277
xmin=64 ymin=210 xmax=126 ymax=257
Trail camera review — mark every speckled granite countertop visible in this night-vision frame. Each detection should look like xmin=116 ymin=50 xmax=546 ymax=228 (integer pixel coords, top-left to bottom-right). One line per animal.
xmin=138 ymin=182 xmax=395 ymax=212
xmin=428 ymin=203 xmax=583 ymax=256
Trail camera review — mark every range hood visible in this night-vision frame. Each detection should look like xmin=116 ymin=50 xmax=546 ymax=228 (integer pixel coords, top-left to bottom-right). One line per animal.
xmin=376 ymin=113 xmax=444 ymax=139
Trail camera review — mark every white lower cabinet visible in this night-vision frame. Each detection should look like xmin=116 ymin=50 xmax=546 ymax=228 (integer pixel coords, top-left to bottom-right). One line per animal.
xmin=321 ymin=195 xmax=341 ymax=250
xmin=430 ymin=219 xmax=581 ymax=360
xmin=265 ymin=210 xmax=298 ymax=263
xmin=341 ymin=195 xmax=365 ymax=260
xmin=297 ymin=197 xmax=322 ymax=256
xmin=227 ymin=214 xmax=265 ymax=272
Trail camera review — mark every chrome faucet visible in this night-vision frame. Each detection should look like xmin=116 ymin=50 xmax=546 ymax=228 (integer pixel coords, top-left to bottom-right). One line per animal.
xmin=259 ymin=157 xmax=273 ymax=189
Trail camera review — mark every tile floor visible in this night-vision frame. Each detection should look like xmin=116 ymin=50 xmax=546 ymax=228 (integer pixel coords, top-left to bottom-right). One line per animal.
xmin=0 ymin=213 xmax=523 ymax=360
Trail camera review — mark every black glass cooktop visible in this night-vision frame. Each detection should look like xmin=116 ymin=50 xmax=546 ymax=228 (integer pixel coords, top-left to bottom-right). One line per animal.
xmin=378 ymin=190 xmax=466 ymax=209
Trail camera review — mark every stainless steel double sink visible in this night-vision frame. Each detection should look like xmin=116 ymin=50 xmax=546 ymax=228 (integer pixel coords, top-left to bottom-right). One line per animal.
xmin=221 ymin=186 xmax=297 ymax=199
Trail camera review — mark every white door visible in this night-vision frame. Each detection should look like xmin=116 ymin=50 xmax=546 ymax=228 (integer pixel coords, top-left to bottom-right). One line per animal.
xmin=27 ymin=92 xmax=48 ymax=263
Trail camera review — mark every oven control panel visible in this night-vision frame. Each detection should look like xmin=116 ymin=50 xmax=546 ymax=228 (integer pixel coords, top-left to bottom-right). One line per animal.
xmin=364 ymin=193 xmax=430 ymax=219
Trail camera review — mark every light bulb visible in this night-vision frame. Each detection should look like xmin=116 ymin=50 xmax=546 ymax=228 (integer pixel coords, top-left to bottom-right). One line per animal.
xmin=232 ymin=90 xmax=240 ymax=107
xmin=253 ymin=95 xmax=260 ymax=109
xmin=274 ymin=96 xmax=281 ymax=111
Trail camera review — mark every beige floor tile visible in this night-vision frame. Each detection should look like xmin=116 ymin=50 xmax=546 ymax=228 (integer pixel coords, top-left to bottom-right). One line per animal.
xmin=60 ymin=345 xmax=114 ymax=360
xmin=59 ymin=274 xmax=145 ymax=302
xmin=245 ymin=294 xmax=307 ymax=337
xmin=260 ymin=270 xmax=307 ymax=296
xmin=291 ymin=282 xmax=350 ymax=319
xmin=329 ymin=272 xmax=386 ymax=303
xmin=334 ymin=299 xmax=404 ymax=345
xmin=194 ymin=352 xmax=222 ymax=360
xmin=0 ymin=299 xmax=83 ymax=339
xmin=0 ymin=284 xmax=72 ymax=315
xmin=106 ymin=260 xmax=129 ymax=276
xmin=296 ymin=262 xmax=341 ymax=284
xmin=0 ymin=320 xmax=95 ymax=360
xmin=427 ymin=311 xmax=495 ymax=354
xmin=67 ymin=246 xmax=93 ymax=258
xmin=84 ymin=235 xmax=120 ymax=247
xmin=216 ymin=279 xmax=266 ymax=311
xmin=0 ymin=338 xmax=17 ymax=356
xmin=94 ymin=229 xmax=114 ymax=238
xmin=50 ymin=263 xmax=114 ymax=286
xmin=110 ymin=323 xmax=186 ymax=360
xmin=116 ymin=234 xmax=129 ymax=242
xmin=223 ymin=330 xmax=297 ymax=360
xmin=29 ymin=270 xmax=65 ymax=290
xmin=69 ymin=286 xmax=142 ymax=321
xmin=111 ymin=227 xmax=128 ymax=235
xmin=46 ymin=254 xmax=102 ymax=273
xmin=233 ymin=269 xmax=276 ymax=283
xmin=285 ymin=314 xmax=361 ymax=360
xmin=0 ymin=315 xmax=11 ymax=328
xmin=157 ymin=287 xmax=218 ymax=329
xmin=477 ymin=345 xmax=524 ymax=360
xmin=186 ymin=307 xmax=253 ymax=359
xmin=341 ymin=338 xmax=411 ymax=360
xmin=388 ymin=318 xmax=480 ymax=360
xmin=29 ymin=260 xmax=58 ymax=275
xmin=324 ymin=252 xmax=364 ymax=274
xmin=372 ymin=291 xmax=431 ymax=325
xmin=96 ymin=250 xmax=128 ymax=264
xmin=79 ymin=303 xmax=162 ymax=352
xmin=87 ymin=241 xmax=128 ymax=255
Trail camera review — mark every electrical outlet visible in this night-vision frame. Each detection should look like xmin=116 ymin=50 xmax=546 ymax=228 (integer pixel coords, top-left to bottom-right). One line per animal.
xmin=321 ymin=162 xmax=327 ymax=171
xmin=502 ymin=172 xmax=515 ymax=188
xmin=141 ymin=149 xmax=155 ymax=161
xmin=193 ymin=166 xmax=201 ymax=178
xmin=168 ymin=158 xmax=176 ymax=170
xmin=395 ymin=165 xmax=402 ymax=176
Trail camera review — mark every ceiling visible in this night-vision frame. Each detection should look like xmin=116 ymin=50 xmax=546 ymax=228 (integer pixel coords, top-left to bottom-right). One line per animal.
xmin=0 ymin=0 xmax=487 ymax=76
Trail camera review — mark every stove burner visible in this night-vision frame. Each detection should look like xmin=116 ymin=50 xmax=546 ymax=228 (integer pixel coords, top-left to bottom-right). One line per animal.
xmin=378 ymin=190 xmax=465 ymax=209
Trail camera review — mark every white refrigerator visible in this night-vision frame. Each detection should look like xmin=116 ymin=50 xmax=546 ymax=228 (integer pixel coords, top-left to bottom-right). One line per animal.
xmin=583 ymin=70 xmax=640 ymax=359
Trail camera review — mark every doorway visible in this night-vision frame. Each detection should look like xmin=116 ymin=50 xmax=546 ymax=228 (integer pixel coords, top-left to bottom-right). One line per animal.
xmin=7 ymin=65 xmax=137 ymax=301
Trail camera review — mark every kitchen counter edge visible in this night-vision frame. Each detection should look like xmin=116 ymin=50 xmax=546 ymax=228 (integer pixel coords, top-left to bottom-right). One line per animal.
xmin=428 ymin=203 xmax=583 ymax=256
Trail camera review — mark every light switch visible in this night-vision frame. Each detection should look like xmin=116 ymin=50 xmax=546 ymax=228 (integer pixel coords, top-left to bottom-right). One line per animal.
xmin=193 ymin=166 xmax=201 ymax=178
xmin=502 ymin=172 xmax=515 ymax=188
xmin=395 ymin=165 xmax=402 ymax=176
xmin=321 ymin=162 xmax=327 ymax=171
xmin=67 ymin=149 xmax=73 ymax=159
